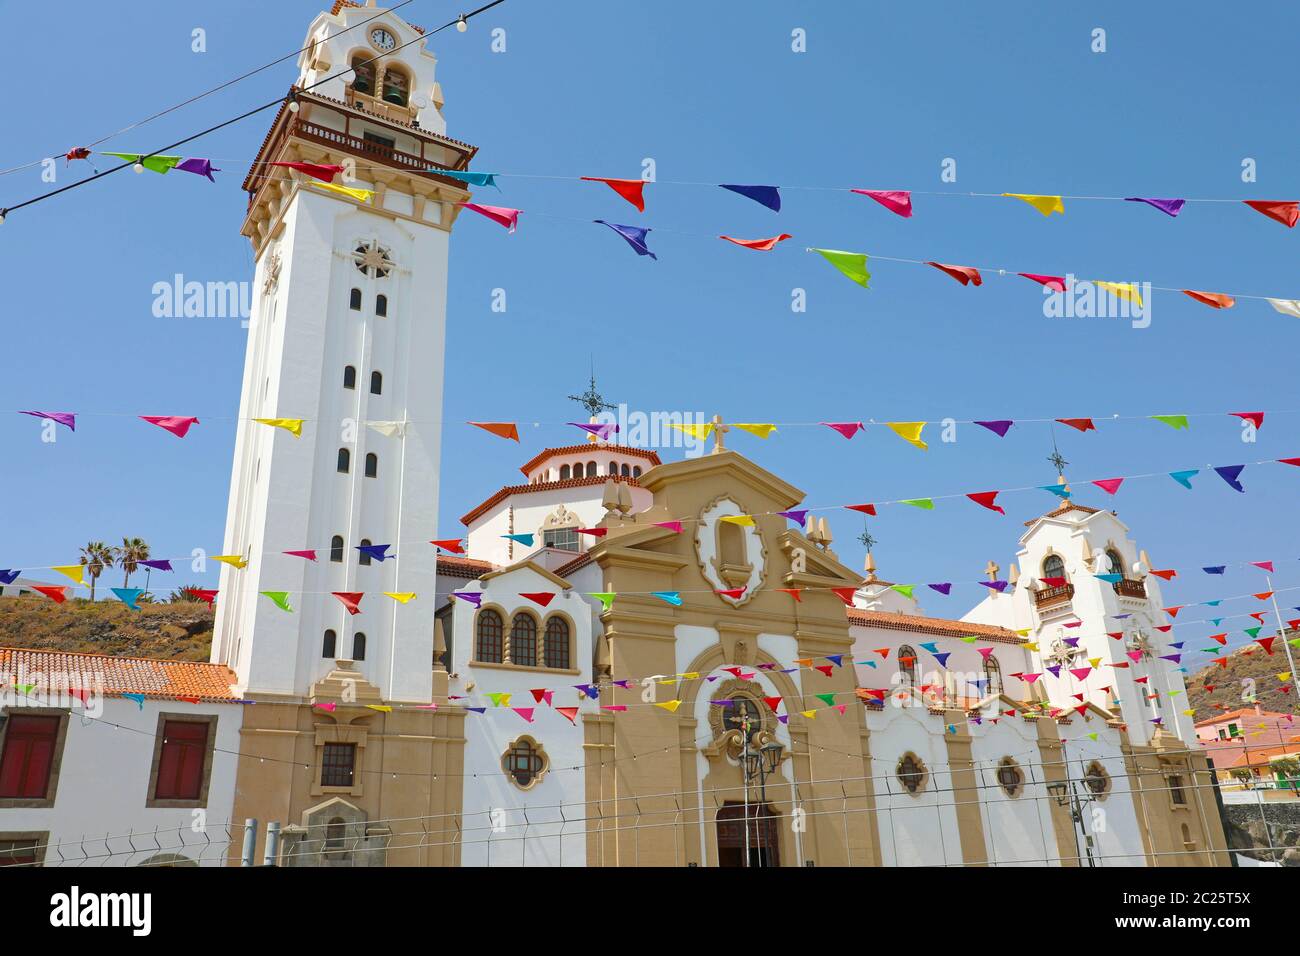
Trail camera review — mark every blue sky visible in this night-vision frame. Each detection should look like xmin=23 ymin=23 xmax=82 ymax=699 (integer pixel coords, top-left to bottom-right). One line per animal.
xmin=3 ymin=1 xmax=1299 ymax=656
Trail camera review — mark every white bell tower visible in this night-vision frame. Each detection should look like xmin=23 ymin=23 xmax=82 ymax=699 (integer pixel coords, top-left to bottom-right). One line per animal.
xmin=211 ymin=3 xmax=477 ymax=703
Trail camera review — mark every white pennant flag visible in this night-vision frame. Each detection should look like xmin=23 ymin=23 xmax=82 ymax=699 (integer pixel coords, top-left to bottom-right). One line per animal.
xmin=1267 ymin=298 xmax=1300 ymax=318
xmin=366 ymin=420 xmax=407 ymax=438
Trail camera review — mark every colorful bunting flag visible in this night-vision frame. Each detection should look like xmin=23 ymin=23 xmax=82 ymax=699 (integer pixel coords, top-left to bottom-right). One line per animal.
xmin=651 ymin=591 xmax=682 ymax=606
xmin=110 ymin=587 xmax=143 ymax=610
xmin=428 ymin=169 xmax=498 ymax=188
xmin=850 ymin=189 xmax=912 ymax=218
xmin=582 ymin=177 xmax=646 ymax=211
xmin=1002 ymin=193 xmax=1064 ymax=216
xmin=141 ymin=415 xmax=199 ymax=438
xmin=468 ymin=422 xmax=519 ymax=441
xmin=430 ymin=539 xmax=465 ymax=553
xmin=459 ymin=202 xmax=520 ymax=231
xmin=309 ymin=181 xmax=374 ymax=203
xmin=594 ymin=220 xmax=656 ymax=258
xmin=926 ymin=261 xmax=982 ymax=286
xmin=1092 ymin=477 xmax=1124 ymax=495
xmin=1019 ymin=273 xmax=1067 ymax=292
xmin=1214 ymin=464 xmax=1245 ymax=492
xmin=1125 ymin=197 xmax=1185 ymax=217
xmin=810 ymin=248 xmax=870 ymax=287
xmin=268 ymin=161 xmax=344 ymax=182
xmin=1095 ymin=281 xmax=1144 ymax=306
xmin=260 ymin=591 xmax=293 ymax=612
xmin=1243 ymin=200 xmax=1299 ymax=228
xmin=51 ymin=565 xmax=84 ymax=585
xmin=332 ymin=592 xmax=364 ymax=615
xmin=253 ymin=418 xmax=304 ymax=437
xmin=1183 ymin=290 xmax=1235 ymax=309
xmin=1169 ymin=470 xmax=1199 ymax=489
xmin=521 ymin=592 xmax=556 ymax=607
xmin=33 ymin=585 xmax=68 ymax=603
xmin=718 ymin=183 xmax=782 ymax=211
xmin=19 ymin=410 xmax=76 ymax=430
xmin=967 ymin=491 xmax=1005 ymax=515
xmin=719 ymin=234 xmax=792 ymax=251
xmin=385 ymin=592 xmax=417 ymax=604
xmin=1150 ymin=414 xmax=1188 ymax=430
xmin=886 ymin=421 xmax=928 ymax=450
xmin=1056 ymin=417 xmax=1096 ymax=432
xmin=974 ymin=420 xmax=1015 ymax=437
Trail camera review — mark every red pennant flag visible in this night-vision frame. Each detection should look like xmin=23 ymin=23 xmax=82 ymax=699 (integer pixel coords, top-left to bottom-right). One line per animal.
xmin=430 ymin=539 xmax=466 ymax=553
xmin=268 ymin=161 xmax=344 ymax=183
xmin=530 ymin=688 xmax=553 ymax=706
xmin=1251 ymin=560 xmax=1275 ymax=572
xmin=1255 ymin=591 xmax=1275 ymax=600
xmin=831 ymin=587 xmax=857 ymax=606
xmin=1213 ymin=657 xmax=1229 ymax=669
xmin=468 ymin=421 xmax=519 ymax=441
xmin=1280 ymin=457 xmax=1300 ymax=467
xmin=1163 ymin=606 xmax=1184 ymax=618
xmin=33 ymin=585 xmax=69 ymax=603
xmin=763 ymin=696 xmax=783 ymax=711
xmin=966 ymin=491 xmax=1005 ymax=515
xmin=1057 ymin=418 xmax=1096 ymax=433
xmin=715 ymin=588 xmax=746 ymax=600
xmin=719 ymin=233 xmax=793 ymax=251
xmin=1231 ymin=413 xmax=1265 ymax=431
xmin=845 ymin=503 xmax=877 ymax=516
xmin=777 ymin=588 xmax=802 ymax=602
xmin=1064 ymin=621 xmax=1082 ymax=628
xmin=874 ymin=648 xmax=890 ymax=658
xmin=556 ymin=706 xmax=579 ymax=725
xmin=1243 ymin=200 xmax=1299 ymax=228
xmin=1256 ymin=637 xmax=1277 ymax=655
xmin=576 ymin=527 xmax=608 ymax=538
xmin=1149 ymin=569 xmax=1177 ymax=580
xmin=332 ymin=592 xmax=364 ymax=615
xmin=194 ymin=588 xmax=219 ymax=606
xmin=1209 ymin=633 xmax=1227 ymax=645
xmin=1203 ymin=684 xmax=1216 ymax=692
xmin=1092 ymin=477 xmax=1124 ymax=495
xmin=926 ymin=261 xmax=982 ymax=286
xmin=1250 ymin=612 xmax=1267 ymax=623
xmin=814 ymin=665 xmax=834 ymax=677
xmin=520 ymin=592 xmax=556 ymax=608
xmin=1134 ymin=676 xmax=1149 ymax=685
xmin=284 ymin=549 xmax=317 ymax=561
xmin=1040 ymin=576 xmax=1067 ymax=587
xmin=1019 ymin=273 xmax=1067 ymax=292
xmin=1182 ymin=290 xmax=1236 ymax=309
xmin=1107 ymin=631 xmax=1124 ymax=640
xmin=1154 ymin=625 xmax=1172 ymax=633
xmin=581 ymin=177 xmax=646 ymax=211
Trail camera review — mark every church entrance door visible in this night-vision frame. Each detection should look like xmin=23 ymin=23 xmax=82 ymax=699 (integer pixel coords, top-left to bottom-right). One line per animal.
xmin=715 ymin=801 xmax=780 ymax=867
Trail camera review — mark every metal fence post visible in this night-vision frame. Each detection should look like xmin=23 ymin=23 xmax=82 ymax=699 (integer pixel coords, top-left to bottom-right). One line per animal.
xmin=263 ymin=822 xmax=281 ymax=866
xmin=240 ymin=819 xmax=258 ymax=867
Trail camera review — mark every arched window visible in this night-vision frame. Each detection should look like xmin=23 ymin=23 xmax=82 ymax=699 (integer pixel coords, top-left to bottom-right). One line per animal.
xmin=343 ymin=365 xmax=357 ymax=389
xmin=322 ymin=629 xmax=337 ymax=658
xmin=559 ymin=464 xmax=571 ymax=481
xmin=897 ymin=644 xmax=918 ymax=687
xmin=502 ymin=736 xmax=547 ymax=789
xmin=352 ymin=632 xmax=366 ymax=661
xmin=350 ymin=54 xmax=375 ymax=96
xmin=586 ymin=461 xmax=597 ymax=478
xmin=608 ymin=462 xmax=618 ymax=476
xmin=381 ymin=64 xmax=410 ymax=106
xmin=349 ymin=287 xmax=362 ymax=310
xmin=370 ymin=371 xmax=382 ymax=395
xmin=364 ymin=453 xmax=378 ymax=478
xmin=1042 ymin=554 xmax=1065 ymax=581
xmin=1107 ymin=549 xmax=1126 ymax=578
xmin=984 ymin=655 xmax=1004 ymax=697
xmin=621 ymin=463 xmax=630 ymax=477
xmin=337 ymin=448 xmax=351 ymax=473
xmin=375 ymin=294 xmax=387 ymax=317
xmin=510 ymin=613 xmax=538 ymax=667
xmin=475 ymin=609 xmax=503 ymax=663
xmin=358 ymin=538 xmax=373 ymax=566
xmin=632 ymin=466 xmax=642 ymax=478
xmin=330 ymin=535 xmax=345 ymax=563
xmin=544 ymin=617 xmax=570 ymax=669
xmin=718 ymin=520 xmax=746 ymax=568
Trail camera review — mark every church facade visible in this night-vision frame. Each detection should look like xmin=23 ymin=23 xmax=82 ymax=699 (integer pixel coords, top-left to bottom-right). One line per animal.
xmin=209 ymin=3 xmax=1228 ymax=867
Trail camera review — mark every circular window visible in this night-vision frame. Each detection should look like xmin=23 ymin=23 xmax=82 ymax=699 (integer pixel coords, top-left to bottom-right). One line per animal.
xmin=996 ymin=757 xmax=1024 ymax=797
xmin=502 ymin=736 xmax=548 ymax=790
xmin=1083 ymin=760 xmax=1111 ymax=799
xmin=352 ymin=241 xmax=392 ymax=278
xmin=896 ymin=752 xmax=928 ymax=796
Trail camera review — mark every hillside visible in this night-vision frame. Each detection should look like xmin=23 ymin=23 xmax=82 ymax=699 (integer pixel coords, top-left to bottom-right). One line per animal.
xmin=1186 ymin=637 xmax=1298 ymax=717
xmin=0 ymin=595 xmax=213 ymax=660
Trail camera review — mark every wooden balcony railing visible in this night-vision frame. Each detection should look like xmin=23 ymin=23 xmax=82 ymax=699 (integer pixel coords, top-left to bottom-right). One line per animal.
xmin=1112 ymin=577 xmax=1147 ymax=599
xmin=1033 ymin=582 xmax=1075 ymax=609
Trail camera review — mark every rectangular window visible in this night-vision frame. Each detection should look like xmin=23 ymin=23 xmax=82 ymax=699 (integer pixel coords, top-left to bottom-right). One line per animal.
xmin=154 ymin=721 xmax=210 ymax=801
xmin=362 ymin=131 xmax=396 ymax=150
xmin=321 ymin=743 xmax=357 ymax=788
xmin=1169 ymin=775 xmax=1187 ymax=806
xmin=0 ymin=837 xmax=43 ymax=867
xmin=542 ymin=528 xmax=580 ymax=552
xmin=0 ymin=715 xmax=61 ymax=800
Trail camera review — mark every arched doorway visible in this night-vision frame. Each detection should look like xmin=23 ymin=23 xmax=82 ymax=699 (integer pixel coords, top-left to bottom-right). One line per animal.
xmin=716 ymin=801 xmax=780 ymax=867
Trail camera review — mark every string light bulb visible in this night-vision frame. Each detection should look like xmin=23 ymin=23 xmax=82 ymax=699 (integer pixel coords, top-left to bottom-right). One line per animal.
xmin=288 ymin=99 xmax=300 ymax=113
xmin=0 ymin=209 xmax=6 ymax=224
xmin=456 ymin=14 xmax=468 ymax=31
xmin=133 ymin=162 xmax=145 ymax=174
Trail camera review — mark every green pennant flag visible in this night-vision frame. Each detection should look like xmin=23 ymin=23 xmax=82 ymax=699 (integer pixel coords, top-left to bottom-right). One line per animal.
xmin=1245 ymin=626 xmax=1262 ymax=638
xmin=102 ymin=151 xmax=182 ymax=174
xmin=900 ymin=498 xmax=934 ymax=510
xmin=810 ymin=248 xmax=870 ymax=288
xmin=1150 ymin=414 xmax=1189 ymax=431
xmin=1290 ymin=638 xmax=1300 ymax=648
xmin=259 ymin=591 xmax=293 ymax=612
xmin=15 ymin=683 xmax=35 ymax=696
xmin=487 ymin=692 xmax=510 ymax=707
xmin=815 ymin=693 xmax=837 ymax=707
xmin=1088 ymin=732 xmax=1099 ymax=741
xmin=960 ymin=635 xmax=979 ymax=644
xmin=890 ymin=584 xmax=915 ymax=598
xmin=589 ymin=592 xmax=616 ymax=611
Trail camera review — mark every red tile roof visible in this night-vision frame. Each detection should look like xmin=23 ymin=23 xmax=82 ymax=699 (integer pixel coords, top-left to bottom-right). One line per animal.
xmin=0 ymin=647 xmax=239 ymax=702
xmin=1196 ymin=707 xmax=1291 ymax=727
xmin=1024 ymin=502 xmax=1102 ymax=526
xmin=460 ymin=475 xmax=644 ymax=526
xmin=436 ymin=555 xmax=494 ymax=579
xmin=517 ymin=445 xmax=662 ymax=478
xmin=847 ymin=609 xmax=1024 ymax=644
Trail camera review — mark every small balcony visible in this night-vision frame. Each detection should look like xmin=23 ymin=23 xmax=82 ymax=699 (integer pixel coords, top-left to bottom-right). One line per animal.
xmin=1033 ymin=582 xmax=1075 ymax=610
xmin=1112 ymin=577 xmax=1147 ymax=600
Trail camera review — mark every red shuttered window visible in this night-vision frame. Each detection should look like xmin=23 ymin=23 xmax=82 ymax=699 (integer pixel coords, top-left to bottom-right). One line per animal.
xmin=0 ymin=716 xmax=60 ymax=799
xmin=154 ymin=720 xmax=209 ymax=801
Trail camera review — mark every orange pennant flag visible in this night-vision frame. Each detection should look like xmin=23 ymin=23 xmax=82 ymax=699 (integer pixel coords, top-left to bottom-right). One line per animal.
xmin=469 ymin=421 xmax=519 ymax=441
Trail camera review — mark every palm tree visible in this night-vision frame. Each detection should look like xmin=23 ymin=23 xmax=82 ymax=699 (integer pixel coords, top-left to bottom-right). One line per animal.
xmin=79 ymin=541 xmax=115 ymax=601
xmin=118 ymin=537 xmax=150 ymax=588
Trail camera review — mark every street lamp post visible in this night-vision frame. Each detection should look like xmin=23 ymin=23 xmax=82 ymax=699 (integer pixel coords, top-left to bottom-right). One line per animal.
xmin=1046 ymin=770 xmax=1099 ymax=867
xmin=736 ymin=714 xmax=784 ymax=867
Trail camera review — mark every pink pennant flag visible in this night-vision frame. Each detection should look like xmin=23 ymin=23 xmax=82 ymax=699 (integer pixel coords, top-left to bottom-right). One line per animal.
xmin=820 ymin=421 xmax=864 ymax=439
xmin=1251 ymin=560 xmax=1275 ymax=572
xmin=512 ymin=707 xmax=536 ymax=723
xmin=850 ymin=188 xmax=913 ymax=218
xmin=1019 ymin=273 xmax=1067 ymax=292
xmin=1092 ymin=477 xmax=1124 ymax=495
xmin=459 ymin=202 xmax=520 ymax=232
xmin=653 ymin=521 xmax=684 ymax=533
xmin=284 ymin=549 xmax=317 ymax=561
xmin=141 ymin=415 xmax=199 ymax=438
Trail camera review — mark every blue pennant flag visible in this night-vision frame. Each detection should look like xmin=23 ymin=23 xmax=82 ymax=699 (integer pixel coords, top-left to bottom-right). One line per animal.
xmin=1169 ymin=469 xmax=1199 ymax=489
xmin=356 ymin=543 xmax=393 ymax=562
xmin=1214 ymin=464 xmax=1246 ymax=492
xmin=427 ymin=169 xmax=499 ymax=188
xmin=110 ymin=587 xmax=144 ymax=610
xmin=501 ymin=533 xmax=534 ymax=546
xmin=1040 ymin=484 xmax=1071 ymax=499
xmin=595 ymin=220 xmax=657 ymax=259
xmin=718 ymin=183 xmax=782 ymax=212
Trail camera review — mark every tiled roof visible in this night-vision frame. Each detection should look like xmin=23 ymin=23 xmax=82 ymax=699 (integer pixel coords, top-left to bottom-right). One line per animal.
xmin=1024 ymin=502 xmax=1102 ymax=526
xmin=1202 ymin=738 xmax=1300 ymax=770
xmin=436 ymin=555 xmax=494 ymax=580
xmin=555 ymin=552 xmax=595 ymax=577
xmin=331 ymin=0 xmax=426 ymax=34
xmin=518 ymin=445 xmax=662 ymax=477
xmin=0 ymin=647 xmax=238 ymax=702
xmin=847 ymin=609 xmax=1024 ymax=645
xmin=460 ymin=475 xmax=644 ymax=526
xmin=1196 ymin=707 xmax=1291 ymax=727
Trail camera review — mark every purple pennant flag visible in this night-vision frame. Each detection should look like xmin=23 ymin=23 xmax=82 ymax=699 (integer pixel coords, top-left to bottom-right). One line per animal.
xmin=1064 ymin=637 xmax=1081 ymax=647
xmin=19 ymin=410 xmax=75 ymax=431
xmin=452 ymin=590 xmax=482 ymax=607
xmin=568 ymin=422 xmax=618 ymax=440
xmin=466 ymin=706 xmax=487 ymax=714
xmin=1112 ymin=613 xmax=1132 ymax=619
xmin=777 ymin=509 xmax=808 ymax=525
xmin=613 ymin=679 xmax=635 ymax=688
xmin=718 ymin=183 xmax=782 ymax=212
xmin=1160 ymin=654 xmax=1182 ymax=663
xmin=1125 ymin=197 xmax=1186 ymax=218
xmin=927 ymin=582 xmax=953 ymax=595
xmin=574 ymin=683 xmax=600 ymax=699
xmin=780 ymin=667 xmax=799 ymax=674
xmin=140 ymin=559 xmax=173 ymax=572
xmin=594 ymin=220 xmax=657 ymax=259
xmin=777 ymin=714 xmax=789 ymax=724
xmin=974 ymin=420 xmax=1014 ymax=438
xmin=757 ymin=662 xmax=778 ymax=670
xmin=1214 ymin=464 xmax=1245 ymax=492
xmin=1151 ymin=717 xmax=1163 ymax=725
xmin=1046 ymin=665 xmax=1062 ymax=678
xmin=0 ymin=570 xmax=20 ymax=585
xmin=176 ymin=158 xmax=220 ymax=182
xmin=979 ymin=580 xmax=1010 ymax=592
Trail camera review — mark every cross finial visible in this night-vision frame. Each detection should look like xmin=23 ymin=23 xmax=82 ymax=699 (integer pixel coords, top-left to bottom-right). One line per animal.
xmin=1047 ymin=446 xmax=1069 ymax=484
xmin=709 ymin=415 xmax=730 ymax=455
xmin=984 ymin=559 xmax=1000 ymax=581
xmin=568 ymin=362 xmax=617 ymax=418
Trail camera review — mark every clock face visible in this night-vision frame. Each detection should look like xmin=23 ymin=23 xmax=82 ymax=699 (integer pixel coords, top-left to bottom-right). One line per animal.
xmin=370 ymin=28 xmax=395 ymax=50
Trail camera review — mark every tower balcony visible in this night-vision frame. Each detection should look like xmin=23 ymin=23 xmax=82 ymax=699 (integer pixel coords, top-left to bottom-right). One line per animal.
xmin=1112 ymin=577 xmax=1147 ymax=600
xmin=1033 ymin=582 xmax=1075 ymax=610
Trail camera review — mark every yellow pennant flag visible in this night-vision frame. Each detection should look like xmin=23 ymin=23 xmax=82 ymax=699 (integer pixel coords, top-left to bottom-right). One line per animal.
xmin=385 ymin=592 xmax=417 ymax=604
xmin=678 ymin=672 xmax=699 ymax=680
xmin=254 ymin=418 xmax=304 ymax=437
xmin=669 ymin=422 xmax=714 ymax=441
xmin=1088 ymin=657 xmax=1102 ymax=668
xmin=1023 ymin=642 xmax=1039 ymax=652
xmin=654 ymin=699 xmax=682 ymax=713
xmin=1183 ymin=709 xmax=1196 ymax=717
xmin=51 ymin=565 xmax=85 ymax=585
xmin=1002 ymin=193 xmax=1065 ymax=216
xmin=657 ymin=677 xmax=677 ymax=685
xmin=213 ymin=555 xmax=248 ymax=569
xmin=801 ymin=710 xmax=817 ymax=719
xmin=719 ymin=515 xmax=755 ymax=526
xmin=1015 ymin=628 xmax=1031 ymax=637
xmin=367 ymin=704 xmax=392 ymax=713
xmin=309 ymin=181 xmax=374 ymax=203
xmin=1278 ymin=672 xmax=1292 ymax=682
xmin=885 ymin=421 xmax=928 ymax=451
xmin=732 ymin=423 xmax=777 ymax=439
xmin=1095 ymin=281 xmax=1144 ymax=306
